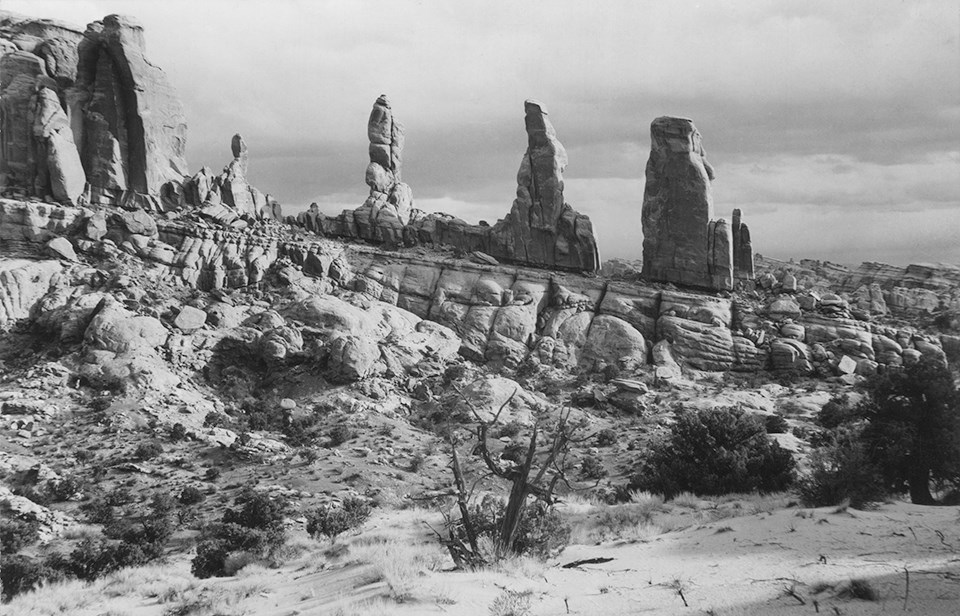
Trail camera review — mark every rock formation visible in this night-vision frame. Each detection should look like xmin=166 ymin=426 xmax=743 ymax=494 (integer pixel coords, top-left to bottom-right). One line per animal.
xmin=176 ymin=134 xmax=280 ymax=225
xmin=486 ymin=100 xmax=600 ymax=270
xmin=641 ymin=117 xmax=753 ymax=291
xmin=310 ymin=98 xmax=600 ymax=272
xmin=324 ymin=95 xmax=413 ymax=244
xmin=0 ymin=11 xmax=187 ymax=207
xmin=72 ymin=14 xmax=188 ymax=202
xmin=732 ymin=208 xmax=754 ymax=281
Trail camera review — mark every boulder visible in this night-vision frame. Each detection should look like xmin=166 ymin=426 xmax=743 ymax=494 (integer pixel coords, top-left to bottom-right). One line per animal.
xmin=651 ymin=340 xmax=682 ymax=380
xmin=836 ymin=355 xmax=857 ymax=375
xmin=84 ymin=298 xmax=167 ymax=353
xmin=327 ymin=333 xmax=380 ymax=382
xmin=44 ymin=236 xmax=77 ymax=261
xmin=767 ymin=297 xmax=801 ymax=320
xmin=580 ymin=315 xmax=647 ymax=371
xmin=450 ymin=376 xmax=537 ymax=424
xmin=770 ymin=338 xmax=812 ymax=373
xmin=173 ymin=305 xmax=206 ymax=332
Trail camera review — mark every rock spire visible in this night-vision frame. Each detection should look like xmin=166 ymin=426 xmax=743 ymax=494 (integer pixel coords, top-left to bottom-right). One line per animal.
xmin=641 ymin=116 xmax=752 ymax=291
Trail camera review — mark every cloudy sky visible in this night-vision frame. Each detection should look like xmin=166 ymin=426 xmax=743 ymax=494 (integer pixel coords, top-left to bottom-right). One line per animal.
xmin=8 ymin=0 xmax=960 ymax=266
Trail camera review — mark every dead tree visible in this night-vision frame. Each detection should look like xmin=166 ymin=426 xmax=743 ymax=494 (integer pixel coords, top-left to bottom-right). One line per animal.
xmin=435 ymin=384 xmax=588 ymax=565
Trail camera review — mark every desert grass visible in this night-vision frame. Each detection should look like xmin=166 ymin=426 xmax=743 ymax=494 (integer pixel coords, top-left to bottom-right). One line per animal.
xmin=5 ymin=558 xmax=271 ymax=616
xmin=349 ymin=533 xmax=450 ymax=603
xmin=62 ymin=523 xmax=102 ymax=540
xmin=669 ymin=491 xmax=701 ymax=508
xmin=4 ymin=577 xmax=101 ymax=616
xmin=488 ymin=588 xmax=533 ymax=616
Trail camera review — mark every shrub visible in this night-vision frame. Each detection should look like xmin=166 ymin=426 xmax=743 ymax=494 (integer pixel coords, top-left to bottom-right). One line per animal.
xmin=203 ymin=411 xmax=227 ymax=427
xmin=47 ymin=475 xmax=84 ymax=502
xmin=765 ymin=414 xmax=789 ymax=434
xmin=595 ymin=428 xmax=618 ymax=447
xmin=799 ymin=427 xmax=886 ymax=508
xmin=601 ymin=364 xmax=621 ymax=383
xmin=454 ymin=496 xmax=569 ymax=560
xmin=0 ymin=516 xmax=41 ymax=553
xmin=134 ymin=441 xmax=163 ymax=461
xmin=169 ymin=423 xmax=188 ymax=441
xmin=0 ymin=554 xmax=59 ymax=601
xmin=579 ymin=455 xmax=607 ymax=480
xmin=179 ymin=486 xmax=206 ymax=506
xmin=306 ymin=497 xmax=372 ymax=540
xmin=58 ymin=538 xmax=142 ymax=581
xmin=191 ymin=491 xmax=288 ymax=578
xmin=298 ymin=448 xmax=320 ymax=464
xmin=839 ymin=578 xmax=879 ymax=601
xmin=327 ymin=424 xmax=357 ymax=447
xmin=629 ymin=407 xmax=796 ymax=498
xmin=204 ymin=467 xmax=222 ymax=482
xmin=495 ymin=421 xmax=523 ymax=439
xmin=442 ymin=364 xmax=468 ymax=384
xmin=80 ymin=496 xmax=115 ymax=525
xmin=817 ymin=394 xmax=858 ymax=429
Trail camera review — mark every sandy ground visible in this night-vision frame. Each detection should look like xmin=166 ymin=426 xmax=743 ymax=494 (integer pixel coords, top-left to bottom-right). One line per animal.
xmin=10 ymin=500 xmax=958 ymax=616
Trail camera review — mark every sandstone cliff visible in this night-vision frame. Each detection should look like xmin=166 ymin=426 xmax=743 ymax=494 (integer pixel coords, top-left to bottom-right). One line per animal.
xmin=2 ymin=198 xmax=949 ymax=382
xmin=0 ymin=11 xmax=187 ymax=208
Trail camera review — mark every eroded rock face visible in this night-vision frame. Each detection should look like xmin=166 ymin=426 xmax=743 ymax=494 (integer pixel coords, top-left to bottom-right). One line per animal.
xmin=641 ymin=117 xmax=751 ymax=291
xmin=0 ymin=258 xmax=62 ymax=328
xmin=73 ymin=15 xmax=188 ymax=202
xmin=32 ymin=86 xmax=85 ymax=204
xmin=1 ymin=12 xmax=188 ymax=207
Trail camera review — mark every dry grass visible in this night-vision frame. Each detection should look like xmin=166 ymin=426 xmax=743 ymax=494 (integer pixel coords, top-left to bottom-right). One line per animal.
xmin=349 ymin=534 xmax=449 ymax=603
xmin=4 ymin=577 xmax=100 ymax=616
xmin=669 ymin=491 xmax=701 ymax=508
xmin=62 ymin=523 xmax=102 ymax=540
xmin=488 ymin=588 xmax=533 ymax=616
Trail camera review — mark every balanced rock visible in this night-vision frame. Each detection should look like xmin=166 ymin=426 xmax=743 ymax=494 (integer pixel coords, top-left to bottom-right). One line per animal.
xmin=324 ymin=95 xmax=412 ymax=244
